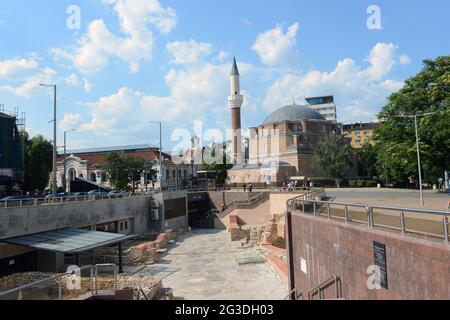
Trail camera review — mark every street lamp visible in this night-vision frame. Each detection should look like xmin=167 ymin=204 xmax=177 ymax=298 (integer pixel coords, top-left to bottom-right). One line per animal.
xmin=150 ymin=121 xmax=163 ymax=191
xmin=63 ymin=129 xmax=76 ymax=192
xmin=39 ymin=84 xmax=57 ymax=197
xmin=397 ymin=111 xmax=435 ymax=206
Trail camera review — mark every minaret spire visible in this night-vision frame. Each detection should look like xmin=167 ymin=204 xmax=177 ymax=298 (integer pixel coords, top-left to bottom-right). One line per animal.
xmin=228 ymin=57 xmax=244 ymax=164
xmin=230 ymin=57 xmax=240 ymax=76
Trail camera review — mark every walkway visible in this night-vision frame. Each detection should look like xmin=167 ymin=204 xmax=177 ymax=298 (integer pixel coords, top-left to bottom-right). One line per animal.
xmin=128 ymin=229 xmax=288 ymax=300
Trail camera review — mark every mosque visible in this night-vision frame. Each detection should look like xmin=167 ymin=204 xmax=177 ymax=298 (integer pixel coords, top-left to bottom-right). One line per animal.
xmin=226 ymin=58 xmax=341 ymax=188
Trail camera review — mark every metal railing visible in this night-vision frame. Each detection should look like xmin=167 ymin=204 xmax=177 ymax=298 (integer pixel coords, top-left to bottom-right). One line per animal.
xmin=287 ymin=198 xmax=450 ymax=244
xmin=0 ymin=264 xmax=121 ymax=300
xmin=0 ymin=265 xmax=94 ymax=300
xmin=234 ymin=191 xmax=270 ymax=208
xmin=308 ymin=274 xmax=342 ymax=300
xmin=283 ymin=288 xmax=304 ymax=300
xmin=0 ymin=191 xmax=161 ymax=209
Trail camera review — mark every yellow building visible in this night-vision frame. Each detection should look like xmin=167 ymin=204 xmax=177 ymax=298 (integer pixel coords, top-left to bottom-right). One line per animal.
xmin=342 ymin=122 xmax=381 ymax=148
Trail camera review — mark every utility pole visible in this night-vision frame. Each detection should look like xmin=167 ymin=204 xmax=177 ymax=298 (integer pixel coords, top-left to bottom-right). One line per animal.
xmin=40 ymin=84 xmax=57 ymax=197
xmin=63 ymin=129 xmax=75 ymax=193
xmin=397 ymin=111 xmax=435 ymax=207
xmin=150 ymin=122 xmax=163 ymax=191
xmin=414 ymin=115 xmax=424 ymax=207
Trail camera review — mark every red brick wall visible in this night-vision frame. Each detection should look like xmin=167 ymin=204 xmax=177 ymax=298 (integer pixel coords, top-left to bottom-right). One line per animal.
xmin=288 ymin=213 xmax=450 ymax=300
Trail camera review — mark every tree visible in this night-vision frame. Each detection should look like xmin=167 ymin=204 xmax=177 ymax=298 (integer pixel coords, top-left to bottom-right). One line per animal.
xmin=312 ymin=134 xmax=354 ymax=187
xmin=23 ymin=134 xmax=53 ymax=192
xmin=200 ymin=146 xmax=233 ymax=186
xmin=375 ymin=56 xmax=450 ymax=185
xmin=355 ymin=143 xmax=378 ymax=177
xmin=101 ymin=152 xmax=155 ymax=191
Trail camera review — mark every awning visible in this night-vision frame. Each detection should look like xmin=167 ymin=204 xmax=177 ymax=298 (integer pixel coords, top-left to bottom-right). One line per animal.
xmin=2 ymin=228 xmax=136 ymax=254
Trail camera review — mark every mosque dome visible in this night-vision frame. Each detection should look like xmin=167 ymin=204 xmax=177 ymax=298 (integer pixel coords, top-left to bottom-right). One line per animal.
xmin=263 ymin=103 xmax=325 ymax=125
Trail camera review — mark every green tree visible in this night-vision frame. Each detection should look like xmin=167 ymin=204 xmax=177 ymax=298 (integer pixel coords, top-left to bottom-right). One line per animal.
xmin=101 ymin=152 xmax=154 ymax=191
xmin=24 ymin=134 xmax=53 ymax=192
xmin=355 ymin=143 xmax=378 ymax=177
xmin=200 ymin=147 xmax=232 ymax=186
xmin=375 ymin=56 xmax=450 ymax=185
xmin=312 ymin=134 xmax=354 ymax=188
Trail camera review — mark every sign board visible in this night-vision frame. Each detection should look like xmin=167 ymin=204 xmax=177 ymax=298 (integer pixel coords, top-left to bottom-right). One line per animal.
xmin=300 ymin=257 xmax=308 ymax=274
xmin=373 ymin=241 xmax=388 ymax=289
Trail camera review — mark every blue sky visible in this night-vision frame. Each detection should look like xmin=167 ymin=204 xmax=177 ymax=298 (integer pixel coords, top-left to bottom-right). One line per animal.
xmin=0 ymin=0 xmax=449 ymax=151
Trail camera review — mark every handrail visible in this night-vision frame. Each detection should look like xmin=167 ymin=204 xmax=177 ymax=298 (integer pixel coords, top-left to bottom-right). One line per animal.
xmin=234 ymin=191 xmax=270 ymax=207
xmin=287 ymin=197 xmax=450 ymax=244
xmin=0 ymin=265 xmax=94 ymax=300
xmin=308 ymin=274 xmax=342 ymax=300
xmin=0 ymin=192 xmax=161 ymax=209
xmin=283 ymin=288 xmax=304 ymax=300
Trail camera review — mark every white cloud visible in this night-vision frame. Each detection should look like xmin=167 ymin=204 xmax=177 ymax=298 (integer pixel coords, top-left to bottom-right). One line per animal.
xmin=217 ymin=50 xmax=230 ymax=62
xmin=65 ymin=73 xmax=79 ymax=87
xmin=76 ymin=61 xmax=253 ymax=138
xmin=83 ymin=78 xmax=94 ymax=93
xmin=0 ymin=58 xmax=39 ymax=78
xmin=166 ymin=40 xmax=212 ymax=64
xmin=51 ymin=0 xmax=177 ymax=74
xmin=363 ymin=42 xmax=398 ymax=80
xmin=60 ymin=113 xmax=84 ymax=131
xmin=0 ymin=58 xmax=58 ymax=99
xmin=262 ymin=42 xmax=405 ymax=122
xmin=252 ymin=22 xmax=300 ymax=66
xmin=399 ymin=54 xmax=411 ymax=65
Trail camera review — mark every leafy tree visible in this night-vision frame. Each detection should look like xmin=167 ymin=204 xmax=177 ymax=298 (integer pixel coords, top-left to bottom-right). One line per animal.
xmin=355 ymin=143 xmax=378 ymax=177
xmin=24 ymin=134 xmax=53 ymax=192
xmin=200 ymin=146 xmax=232 ymax=186
xmin=101 ymin=152 xmax=156 ymax=191
xmin=375 ymin=56 xmax=450 ymax=185
xmin=312 ymin=134 xmax=354 ymax=187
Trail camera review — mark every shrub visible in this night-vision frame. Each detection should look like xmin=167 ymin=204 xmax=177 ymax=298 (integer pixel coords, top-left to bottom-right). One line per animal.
xmin=349 ymin=180 xmax=358 ymax=187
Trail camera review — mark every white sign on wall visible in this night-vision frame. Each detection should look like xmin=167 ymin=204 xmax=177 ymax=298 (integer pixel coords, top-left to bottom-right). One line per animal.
xmin=300 ymin=257 xmax=308 ymax=274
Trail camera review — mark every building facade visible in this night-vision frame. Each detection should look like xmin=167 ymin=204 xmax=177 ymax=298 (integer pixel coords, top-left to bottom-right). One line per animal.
xmin=56 ymin=144 xmax=197 ymax=191
xmin=228 ymin=102 xmax=340 ymax=187
xmin=305 ymin=96 xmax=337 ymax=123
xmin=0 ymin=110 xmax=25 ymax=197
xmin=342 ymin=122 xmax=381 ymax=148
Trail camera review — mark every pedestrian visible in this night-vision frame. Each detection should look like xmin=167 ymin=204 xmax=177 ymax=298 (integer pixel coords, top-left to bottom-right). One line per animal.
xmin=249 ymin=184 xmax=253 ymax=192
xmin=438 ymin=177 xmax=444 ymax=192
xmin=243 ymin=183 xmax=247 ymax=192
xmin=282 ymin=181 xmax=286 ymax=192
xmin=408 ymin=175 xmax=414 ymax=189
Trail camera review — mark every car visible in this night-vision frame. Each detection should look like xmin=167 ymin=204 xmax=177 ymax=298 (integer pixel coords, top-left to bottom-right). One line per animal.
xmin=108 ymin=190 xmax=124 ymax=198
xmin=0 ymin=196 xmax=36 ymax=207
xmin=87 ymin=190 xmax=109 ymax=200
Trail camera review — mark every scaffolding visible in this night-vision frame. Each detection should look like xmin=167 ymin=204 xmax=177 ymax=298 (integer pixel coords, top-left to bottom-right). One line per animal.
xmin=0 ymin=104 xmax=26 ymax=193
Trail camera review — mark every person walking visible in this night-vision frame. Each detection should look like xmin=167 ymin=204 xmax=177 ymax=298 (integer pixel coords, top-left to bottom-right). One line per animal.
xmin=248 ymin=184 xmax=253 ymax=193
xmin=243 ymin=183 xmax=247 ymax=192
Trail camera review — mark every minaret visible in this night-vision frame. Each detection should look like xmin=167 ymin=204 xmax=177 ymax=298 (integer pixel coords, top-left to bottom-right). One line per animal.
xmin=228 ymin=57 xmax=244 ymax=164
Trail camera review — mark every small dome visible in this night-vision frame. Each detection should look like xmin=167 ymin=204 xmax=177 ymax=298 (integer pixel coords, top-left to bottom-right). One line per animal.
xmin=263 ymin=104 xmax=325 ymax=125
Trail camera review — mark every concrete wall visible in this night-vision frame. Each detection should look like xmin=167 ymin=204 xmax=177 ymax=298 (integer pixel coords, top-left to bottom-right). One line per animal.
xmin=152 ymin=190 xmax=188 ymax=232
xmin=288 ymin=212 xmax=450 ymax=300
xmin=0 ymin=196 xmax=153 ymax=239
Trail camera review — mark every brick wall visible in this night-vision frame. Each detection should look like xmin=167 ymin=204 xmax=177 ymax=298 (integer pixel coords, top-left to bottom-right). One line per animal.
xmin=288 ymin=212 xmax=450 ymax=300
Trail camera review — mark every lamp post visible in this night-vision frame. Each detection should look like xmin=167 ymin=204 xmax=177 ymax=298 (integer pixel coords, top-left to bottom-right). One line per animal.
xmin=63 ymin=129 xmax=76 ymax=192
xmin=39 ymin=84 xmax=57 ymax=197
xmin=150 ymin=121 xmax=163 ymax=191
xmin=397 ymin=111 xmax=435 ymax=206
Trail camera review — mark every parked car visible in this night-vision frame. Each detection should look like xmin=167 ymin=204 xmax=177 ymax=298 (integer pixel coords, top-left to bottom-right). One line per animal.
xmin=0 ymin=196 xmax=36 ymax=207
xmin=87 ymin=190 xmax=109 ymax=200
xmin=108 ymin=190 xmax=124 ymax=198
